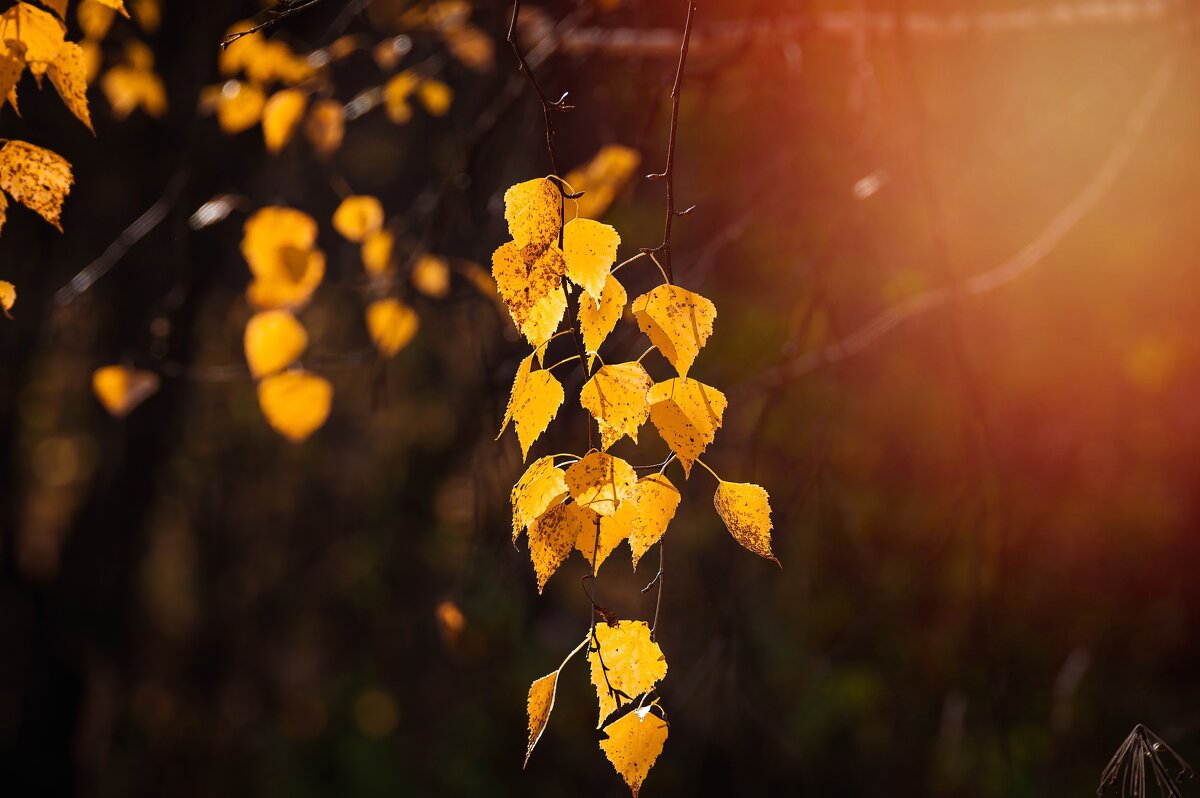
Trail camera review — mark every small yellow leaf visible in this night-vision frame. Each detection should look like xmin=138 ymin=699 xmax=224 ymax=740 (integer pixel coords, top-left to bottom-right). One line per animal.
xmin=526 ymin=670 xmax=560 ymax=766
xmin=0 ymin=193 xmax=7 ymax=237
xmin=497 ymin=354 xmax=532 ymax=440
xmin=256 ymin=370 xmax=332 ymax=442
xmin=244 ymin=39 xmax=313 ymax=86
xmin=0 ymin=40 xmax=24 ymax=107
xmin=245 ymin=250 xmax=325 ymax=310
xmin=491 ymin=241 xmax=565 ymax=334
xmin=580 ymin=362 xmax=652 ymax=450
xmin=412 ymin=254 xmax=450 ymax=299
xmin=218 ymin=21 xmax=259 ymax=77
xmin=647 ymin=377 xmax=727 ymax=476
xmin=511 ymin=455 xmax=568 ymax=542
xmin=0 ymin=140 xmax=73 ymax=231
xmin=383 ymin=70 xmax=419 ymax=124
xmin=100 ymin=65 xmax=166 ymax=119
xmin=80 ymin=39 xmax=100 ymax=83
xmin=589 ymin=620 xmax=667 ymax=728
xmin=579 ymin=273 xmax=626 ymax=358
xmin=262 ymin=88 xmax=308 ymax=153
xmin=361 ymin=230 xmax=394 ymax=276
xmin=504 ymin=177 xmax=561 ymax=250
xmin=565 ymin=451 xmax=636 ymax=516
xmin=714 ymin=481 xmax=779 ymax=564
xmin=565 ymin=145 xmax=641 ymax=219
xmin=131 ymin=0 xmax=158 ymax=31
xmin=78 ymin=0 xmax=116 ymax=38
xmin=304 ymin=99 xmax=344 ymax=157
xmin=416 ymin=78 xmax=452 ymax=116
xmin=563 ymin=218 xmax=619 ymax=302
xmin=48 ymin=41 xmax=93 ymax=132
xmin=632 ymin=284 xmax=716 ymax=378
xmin=92 ymin=365 xmax=159 ymax=417
xmin=600 ymin=706 xmax=668 ymax=798
xmin=244 ymin=309 xmax=307 ymax=378
xmin=241 ymin=206 xmax=318 ymax=278
xmin=575 ymin=501 xmax=628 ymax=571
xmin=124 ymin=40 xmax=154 ymax=70
xmin=443 ymin=23 xmax=493 ymax=72
xmin=628 ymin=474 xmax=680 ymax=570
xmin=0 ymin=280 xmax=15 ymax=318
xmin=333 ymin=195 xmax=384 ymax=242
xmin=0 ymin=3 xmax=65 ymax=78
xmin=435 ymin=599 xmax=465 ymax=646
xmin=528 ymin=501 xmax=589 ymax=592
xmin=365 ymin=298 xmax=419 ymax=357
xmin=521 ymin=286 xmax=567 ymax=354
xmin=216 ymin=80 xmax=265 ymax=134
xmin=513 ymin=368 xmax=564 ymax=461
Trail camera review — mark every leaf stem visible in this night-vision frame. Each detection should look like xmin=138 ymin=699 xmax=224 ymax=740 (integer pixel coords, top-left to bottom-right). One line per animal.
xmin=694 ymin=458 xmax=722 ymax=483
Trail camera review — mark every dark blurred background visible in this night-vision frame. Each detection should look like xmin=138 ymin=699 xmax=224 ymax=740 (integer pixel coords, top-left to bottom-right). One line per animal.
xmin=3 ymin=0 xmax=1200 ymax=795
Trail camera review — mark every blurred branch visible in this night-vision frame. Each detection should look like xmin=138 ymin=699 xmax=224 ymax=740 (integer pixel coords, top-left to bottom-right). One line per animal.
xmin=221 ymin=0 xmax=333 ymax=47
xmin=546 ymin=0 xmax=1181 ymax=58
xmin=754 ymin=45 xmax=1179 ymax=388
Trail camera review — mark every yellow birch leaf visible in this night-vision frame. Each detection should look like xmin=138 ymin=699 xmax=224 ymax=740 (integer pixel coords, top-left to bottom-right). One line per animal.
xmin=580 ymin=362 xmax=652 ymax=450
xmin=94 ymin=0 xmax=129 ymax=17
xmin=521 ymin=286 xmax=566 ymax=354
xmin=416 ymin=78 xmax=452 ymax=116
xmin=491 ymin=241 xmax=565 ymax=333
xmin=365 ymin=298 xmax=419 ymax=357
xmin=498 ymin=354 xmax=532 ymax=439
xmin=42 ymin=0 xmax=67 ymax=20
xmin=443 ymin=23 xmax=493 ymax=72
xmin=0 ymin=279 xmax=15 ymax=318
xmin=100 ymin=65 xmax=166 ymax=119
xmin=48 ymin=41 xmax=92 ymax=132
xmin=256 ymin=370 xmax=332 ymax=442
xmin=92 ymin=365 xmax=159 ymax=417
xmin=632 ymin=284 xmax=716 ymax=378
xmin=588 ymin=620 xmax=667 ymax=728
xmin=565 ymin=451 xmax=636 ymax=517
xmin=241 ymin=206 xmax=318 ymax=278
xmin=647 ymin=377 xmax=726 ymax=476
xmin=600 ymin=706 xmax=668 ymax=798
xmin=77 ymin=1 xmax=115 ymax=38
xmin=511 ymin=455 xmax=568 ymax=542
xmin=528 ymin=501 xmax=588 ymax=592
xmin=525 ymin=670 xmax=560 ymax=766
xmin=245 ymin=40 xmax=313 ymax=86
xmin=383 ymin=70 xmax=419 ymax=124
xmin=0 ymin=3 xmax=65 ymax=78
xmin=244 ymin=309 xmax=307 ymax=378
xmin=361 ymin=230 xmax=394 ymax=276
xmin=262 ymin=88 xmax=308 ymax=153
xmin=333 ymin=195 xmax=384 ymax=242
xmin=563 ymin=218 xmax=619 ymax=303
xmin=0 ymin=140 xmax=72 ymax=231
xmin=565 ymin=144 xmax=640 ymax=219
xmin=510 ymin=368 xmax=564 ymax=460
xmin=0 ymin=40 xmax=26 ymax=107
xmin=412 ymin=254 xmax=450 ymax=299
xmin=628 ymin=473 xmax=680 ymax=570
xmin=304 ymin=99 xmax=344 ymax=157
xmin=80 ymin=39 xmax=100 ymax=84
xmin=504 ymin=177 xmax=561 ymax=250
xmin=245 ymin=249 xmax=324 ymax=310
xmin=131 ymin=0 xmax=158 ymax=32
xmin=124 ymin=40 xmax=153 ymax=70
xmin=218 ymin=21 xmax=259 ymax=77
xmin=579 ymin=273 xmax=626 ymax=358
xmin=216 ymin=80 xmax=264 ymax=134
xmin=714 ymin=481 xmax=779 ymax=564
xmin=575 ymin=499 xmax=629 ymax=571
xmin=0 ymin=192 xmax=7 ymax=237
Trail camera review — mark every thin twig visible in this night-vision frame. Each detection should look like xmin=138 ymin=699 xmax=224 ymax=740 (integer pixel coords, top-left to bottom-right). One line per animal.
xmin=221 ymin=0 xmax=329 ymax=48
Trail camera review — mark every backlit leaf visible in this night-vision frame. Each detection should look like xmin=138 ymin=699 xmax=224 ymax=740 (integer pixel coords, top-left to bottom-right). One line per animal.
xmin=0 ymin=280 xmax=14 ymax=318
xmin=333 ymin=195 xmax=384 ymax=242
xmin=0 ymin=40 xmax=24 ymax=107
xmin=257 ymin=370 xmax=332 ymax=442
xmin=77 ymin=0 xmax=115 ymax=38
xmin=511 ymin=455 xmax=568 ymax=542
xmin=565 ymin=144 xmax=640 ymax=219
xmin=565 ymin=451 xmax=636 ymax=516
xmin=588 ymin=620 xmax=667 ymax=727
xmin=244 ymin=310 xmax=307 ymax=378
xmin=579 ymin=273 xmax=626 ymax=358
xmin=92 ymin=365 xmax=159 ymax=417
xmin=600 ymin=706 xmax=668 ymax=798
xmin=48 ymin=41 xmax=92 ymax=132
xmin=100 ymin=65 xmax=166 ymax=118
xmin=245 ymin=249 xmax=325 ymax=310
xmin=416 ymin=78 xmax=452 ymax=116
xmin=412 ymin=254 xmax=450 ymax=298
xmin=304 ymin=99 xmax=344 ymax=157
xmin=521 ymin=286 xmax=567 ymax=353
xmin=528 ymin=501 xmax=589 ymax=592
xmin=0 ymin=140 xmax=73 ymax=231
xmin=713 ymin=481 xmax=779 ymax=564
xmin=563 ymin=217 xmax=619 ymax=302
xmin=575 ymin=500 xmax=628 ymax=571
xmin=647 ymin=378 xmax=727 ymax=476
xmin=504 ymin=177 xmax=561 ymax=250
xmin=628 ymin=474 xmax=680 ymax=570
xmin=361 ymin=230 xmax=394 ymax=276
xmin=365 ymin=298 xmax=419 ymax=357
xmin=383 ymin=70 xmax=418 ymax=123
xmin=580 ymin=362 xmax=652 ymax=450
xmin=632 ymin=284 xmax=716 ymax=378
xmin=0 ymin=3 xmax=65 ymax=78
xmin=241 ymin=206 xmax=318 ymax=278
xmin=525 ymin=670 xmax=560 ymax=766
xmin=262 ymin=88 xmax=307 ymax=153
xmin=491 ymin=241 xmax=565 ymax=334
xmin=94 ymin=0 xmax=129 ymax=16
xmin=216 ymin=80 xmax=265 ymax=134
xmin=499 ymin=355 xmax=564 ymax=460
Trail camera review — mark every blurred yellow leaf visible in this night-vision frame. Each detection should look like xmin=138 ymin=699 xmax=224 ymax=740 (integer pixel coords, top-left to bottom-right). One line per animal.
xmin=528 ymin=501 xmax=589 ymax=592
xmin=632 ymin=284 xmax=715 ymax=378
xmin=48 ymin=42 xmax=92 ymax=132
xmin=580 ymin=362 xmax=652 ymax=450
xmin=262 ymin=88 xmax=308 ymax=153
xmin=244 ymin=309 xmax=308 ymax=378
xmin=79 ymin=39 xmax=100 ymax=83
xmin=332 ymin=195 xmax=384 ymax=242
xmin=565 ymin=144 xmax=640 ymax=219
xmin=504 ymin=177 xmax=561 ymax=250
xmin=0 ymin=280 xmax=15 ymax=318
xmin=361 ymin=230 xmax=394 ymax=276
xmin=383 ymin=70 xmax=419 ymax=124
xmin=92 ymin=365 xmax=159 ymax=417
xmin=304 ymin=99 xmax=344 ymax=157
xmin=416 ymin=78 xmax=452 ymax=116
xmin=713 ymin=481 xmax=778 ymax=564
xmin=563 ymin=218 xmax=619 ymax=302
xmin=0 ymin=140 xmax=73 ymax=232
xmin=435 ymin=599 xmax=465 ymax=646
xmin=525 ymin=669 xmax=560 ymax=766
xmin=647 ymin=378 xmax=726 ymax=476
xmin=627 ymin=474 xmax=680 ymax=570
xmin=100 ymin=65 xmax=166 ymax=118
xmin=565 ymin=451 xmax=636 ymax=516
xmin=241 ymin=206 xmax=317 ymax=276
xmin=131 ymin=0 xmax=158 ymax=32
xmin=588 ymin=620 xmax=666 ymax=727
xmin=579 ymin=273 xmax=626 ymax=358
xmin=600 ymin=706 xmax=668 ymax=798
xmin=511 ymin=455 xmax=568 ymax=542
xmin=412 ymin=254 xmax=450 ymax=298
xmin=365 ymin=298 xmax=419 ymax=357
xmin=218 ymin=21 xmax=258 ymax=77
xmin=124 ymin=40 xmax=153 ymax=70
xmin=443 ymin=22 xmax=493 ymax=72
xmin=256 ymin=370 xmax=332 ymax=442
xmin=244 ymin=39 xmax=313 ymax=86
xmin=216 ymin=80 xmax=265 ymax=134
xmin=77 ymin=0 xmax=115 ymax=38
xmin=93 ymin=0 xmax=129 ymax=17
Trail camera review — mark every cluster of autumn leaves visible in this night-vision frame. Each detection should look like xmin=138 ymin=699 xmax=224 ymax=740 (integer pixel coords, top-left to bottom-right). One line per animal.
xmin=493 ymin=175 xmax=776 ymax=795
